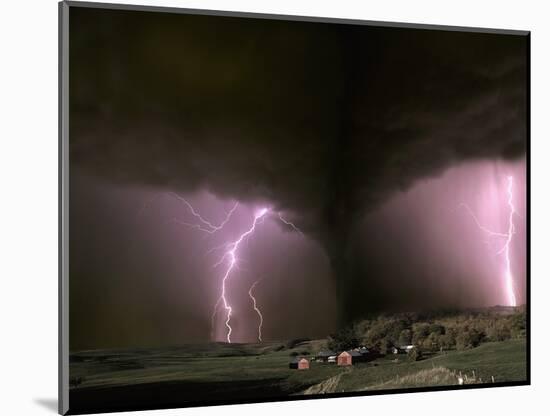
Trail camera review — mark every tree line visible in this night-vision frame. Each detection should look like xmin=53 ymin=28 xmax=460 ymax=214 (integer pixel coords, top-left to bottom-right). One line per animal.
xmin=327 ymin=307 xmax=526 ymax=354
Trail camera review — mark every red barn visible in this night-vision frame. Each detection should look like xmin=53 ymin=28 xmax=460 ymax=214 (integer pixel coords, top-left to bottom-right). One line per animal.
xmin=289 ymin=357 xmax=310 ymax=370
xmin=337 ymin=351 xmax=352 ymax=366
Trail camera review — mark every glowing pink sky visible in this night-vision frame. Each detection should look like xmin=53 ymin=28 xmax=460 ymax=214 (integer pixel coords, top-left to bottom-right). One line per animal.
xmin=173 ymin=158 xmax=526 ymax=341
xmin=358 ymin=158 xmax=526 ymax=310
xmin=70 ymin=158 xmax=526 ymax=347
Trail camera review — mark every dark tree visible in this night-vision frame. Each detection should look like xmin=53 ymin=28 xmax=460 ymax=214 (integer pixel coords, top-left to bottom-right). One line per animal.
xmin=327 ymin=327 xmax=359 ymax=351
xmin=408 ymin=348 xmax=422 ymax=361
xmin=456 ymin=328 xmax=484 ymax=350
xmin=398 ymin=329 xmax=413 ymax=346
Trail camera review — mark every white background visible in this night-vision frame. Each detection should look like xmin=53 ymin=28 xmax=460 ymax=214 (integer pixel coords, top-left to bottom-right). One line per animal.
xmin=0 ymin=0 xmax=548 ymax=415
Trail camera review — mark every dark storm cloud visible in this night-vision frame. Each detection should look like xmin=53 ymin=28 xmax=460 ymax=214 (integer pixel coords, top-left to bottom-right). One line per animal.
xmin=69 ymin=8 xmax=527 ymax=323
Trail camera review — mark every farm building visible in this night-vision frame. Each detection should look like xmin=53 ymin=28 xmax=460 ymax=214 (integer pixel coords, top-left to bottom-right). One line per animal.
xmin=338 ymin=350 xmax=368 ymax=365
xmin=348 ymin=350 xmax=363 ymax=362
xmin=315 ymin=350 xmax=336 ymax=362
xmin=352 ymin=347 xmax=376 ymax=362
xmin=352 ymin=347 xmax=378 ymax=364
xmin=391 ymin=345 xmax=416 ymax=354
xmin=391 ymin=346 xmax=404 ymax=354
xmin=337 ymin=351 xmax=352 ymax=366
xmin=289 ymin=357 xmax=310 ymax=370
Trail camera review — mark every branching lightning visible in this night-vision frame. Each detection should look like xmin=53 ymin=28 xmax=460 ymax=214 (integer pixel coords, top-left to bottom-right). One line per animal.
xmin=248 ymin=279 xmax=264 ymax=342
xmin=503 ymin=176 xmax=517 ymax=307
xmin=210 ymin=296 xmax=222 ymax=340
xmin=155 ymin=193 xmax=304 ymax=343
xmin=168 ymin=192 xmax=238 ymax=234
xmin=208 ymin=209 xmax=303 ymax=342
xmin=458 ymin=203 xmax=509 ymax=239
xmin=460 ymin=176 xmax=518 ymax=306
xmin=277 ymin=213 xmax=304 ymax=236
xmin=213 ymin=208 xmax=269 ymax=343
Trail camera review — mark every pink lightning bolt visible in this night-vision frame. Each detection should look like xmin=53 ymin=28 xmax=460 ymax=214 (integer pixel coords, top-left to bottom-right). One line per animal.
xmin=211 ymin=209 xmax=304 ymax=341
xmin=168 ymin=192 xmax=238 ymax=234
xmin=248 ymin=279 xmax=264 ymax=342
xmin=154 ymin=195 xmax=303 ymax=342
xmin=503 ymin=176 xmax=517 ymax=307
xmin=213 ymin=208 xmax=269 ymax=343
xmin=277 ymin=213 xmax=304 ymax=236
xmin=460 ymin=175 xmax=517 ymax=306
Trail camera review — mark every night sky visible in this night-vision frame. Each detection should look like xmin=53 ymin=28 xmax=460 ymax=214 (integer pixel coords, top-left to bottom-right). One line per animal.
xmin=68 ymin=7 xmax=528 ymax=351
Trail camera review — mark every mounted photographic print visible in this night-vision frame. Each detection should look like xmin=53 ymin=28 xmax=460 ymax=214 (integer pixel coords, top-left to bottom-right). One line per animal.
xmin=59 ymin=1 xmax=530 ymax=414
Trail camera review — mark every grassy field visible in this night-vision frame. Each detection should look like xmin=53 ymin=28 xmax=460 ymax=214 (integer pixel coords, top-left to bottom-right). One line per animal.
xmin=68 ymin=338 xmax=526 ymax=413
xmin=325 ymin=339 xmax=526 ymax=393
xmin=70 ymin=340 xmax=342 ymax=392
xmin=70 ymin=338 xmax=526 ymax=402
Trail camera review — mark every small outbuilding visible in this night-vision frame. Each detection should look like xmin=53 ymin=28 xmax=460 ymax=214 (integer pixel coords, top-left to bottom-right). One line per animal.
xmin=391 ymin=346 xmax=404 ymax=355
xmin=337 ymin=351 xmax=352 ymax=366
xmin=338 ymin=350 xmax=363 ymax=366
xmin=352 ymin=348 xmax=373 ymax=362
xmin=315 ymin=350 xmax=336 ymax=362
xmin=349 ymin=350 xmax=363 ymax=362
xmin=289 ymin=357 xmax=310 ymax=370
xmin=391 ymin=345 xmax=415 ymax=354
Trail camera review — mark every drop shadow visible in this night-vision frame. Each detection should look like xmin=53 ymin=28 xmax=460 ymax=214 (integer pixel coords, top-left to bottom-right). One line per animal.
xmin=34 ymin=398 xmax=58 ymax=413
